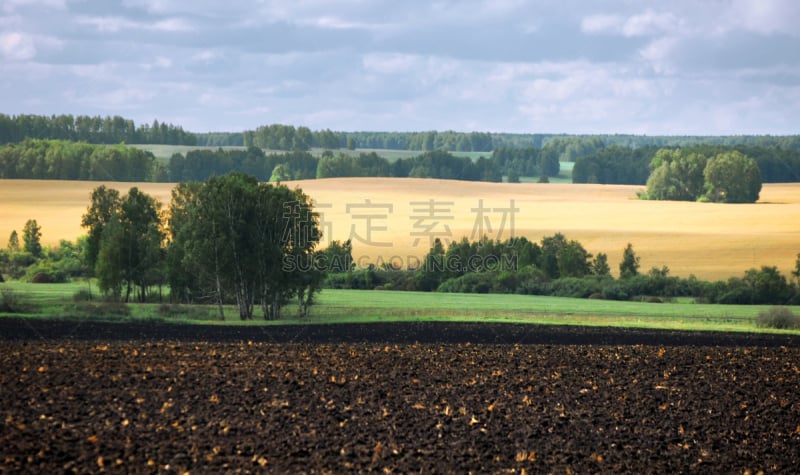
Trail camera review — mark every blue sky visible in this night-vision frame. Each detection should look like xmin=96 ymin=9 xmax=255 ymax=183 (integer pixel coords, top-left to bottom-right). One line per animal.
xmin=1 ymin=0 xmax=799 ymax=134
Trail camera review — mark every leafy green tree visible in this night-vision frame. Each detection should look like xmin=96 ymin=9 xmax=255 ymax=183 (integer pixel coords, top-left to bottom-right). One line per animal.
xmin=91 ymin=187 xmax=164 ymax=302
xmin=539 ymin=233 xmax=568 ymax=279
xmin=81 ymin=185 xmax=121 ymax=270
xmin=644 ymin=149 xmax=707 ymax=201
xmin=168 ymin=174 xmax=321 ymax=320
xmin=592 ymin=252 xmax=611 ymax=277
xmin=619 ymin=243 xmax=640 ymax=279
xmin=270 ymin=164 xmax=290 ymax=182
xmin=7 ymin=230 xmax=19 ymax=252
xmin=22 ymin=219 xmax=42 ymax=258
xmin=319 ymin=240 xmax=354 ymax=273
xmin=743 ymin=266 xmax=792 ymax=305
xmin=793 ymin=253 xmax=800 ymax=285
xmin=556 ymin=240 xmax=592 ymax=278
xmin=703 ymin=151 xmax=761 ymax=203
xmin=416 ymin=238 xmax=448 ymax=291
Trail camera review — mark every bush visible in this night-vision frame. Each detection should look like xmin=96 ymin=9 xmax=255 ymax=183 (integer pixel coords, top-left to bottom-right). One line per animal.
xmin=755 ymin=307 xmax=800 ymax=330
xmin=73 ymin=289 xmax=93 ymax=302
xmin=158 ymin=303 xmax=213 ymax=320
xmin=0 ymin=288 xmax=19 ymax=312
xmin=67 ymin=301 xmax=131 ymax=318
xmin=549 ymin=277 xmax=604 ymax=299
xmin=26 ymin=263 xmax=67 ymax=284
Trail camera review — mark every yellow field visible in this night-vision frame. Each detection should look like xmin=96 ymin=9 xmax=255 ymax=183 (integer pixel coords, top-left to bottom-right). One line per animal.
xmin=2 ymin=178 xmax=799 ymax=280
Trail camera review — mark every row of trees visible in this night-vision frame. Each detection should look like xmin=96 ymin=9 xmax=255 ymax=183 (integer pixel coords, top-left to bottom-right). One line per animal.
xmin=0 ymin=140 xmax=160 ymax=181
xmin=209 ymin=127 xmax=800 ymax=154
xmin=170 ymin=149 xmax=507 ymax=183
xmin=642 ymin=149 xmax=762 ymax=203
xmin=79 ymin=175 xmax=322 ymax=320
xmin=315 ymin=150 xmax=502 ymax=182
xmin=325 ymin=235 xmax=800 ymax=306
xmin=574 ymin=144 xmax=800 ymax=185
xmin=491 ymin=147 xmax=560 ymax=180
xmin=0 ymin=114 xmax=195 ymax=145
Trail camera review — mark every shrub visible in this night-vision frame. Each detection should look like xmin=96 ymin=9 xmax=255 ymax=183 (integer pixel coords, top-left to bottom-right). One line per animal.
xmin=73 ymin=289 xmax=93 ymax=302
xmin=0 ymin=288 xmax=19 ymax=312
xmin=68 ymin=301 xmax=131 ymax=318
xmin=158 ymin=303 xmax=211 ymax=320
xmin=601 ymin=284 xmax=627 ymax=301
xmin=755 ymin=307 xmax=800 ymax=330
xmin=549 ymin=277 xmax=603 ymax=299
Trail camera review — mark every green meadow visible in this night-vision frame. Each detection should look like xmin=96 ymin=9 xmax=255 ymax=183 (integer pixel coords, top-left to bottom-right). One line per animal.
xmin=2 ymin=282 xmax=798 ymax=334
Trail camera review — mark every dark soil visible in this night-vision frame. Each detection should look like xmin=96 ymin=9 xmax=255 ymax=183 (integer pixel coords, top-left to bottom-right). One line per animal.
xmin=1 ymin=319 xmax=800 ymax=473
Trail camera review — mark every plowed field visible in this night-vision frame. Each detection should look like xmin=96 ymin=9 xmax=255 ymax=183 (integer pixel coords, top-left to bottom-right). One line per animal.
xmin=2 ymin=320 xmax=799 ymax=473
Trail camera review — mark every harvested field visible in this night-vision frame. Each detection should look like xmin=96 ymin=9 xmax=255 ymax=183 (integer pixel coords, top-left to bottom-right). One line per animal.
xmin=2 ymin=178 xmax=800 ymax=280
xmin=1 ymin=321 xmax=800 ymax=473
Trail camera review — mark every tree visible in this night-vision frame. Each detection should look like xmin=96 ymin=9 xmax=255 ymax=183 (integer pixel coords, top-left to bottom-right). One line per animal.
xmin=167 ymin=174 xmax=321 ymax=320
xmin=82 ymin=186 xmax=164 ymax=301
xmin=793 ymin=253 xmax=800 ymax=286
xmin=743 ymin=266 xmax=791 ymax=305
xmin=7 ymin=230 xmax=19 ymax=252
xmin=644 ymin=149 xmax=707 ymax=201
xmin=592 ymin=252 xmax=611 ymax=277
xmin=619 ymin=243 xmax=640 ymax=279
xmin=556 ymin=240 xmax=592 ymax=278
xmin=81 ymin=185 xmax=121 ymax=270
xmin=319 ymin=240 xmax=354 ymax=273
xmin=703 ymin=151 xmax=761 ymax=203
xmin=22 ymin=219 xmax=42 ymax=258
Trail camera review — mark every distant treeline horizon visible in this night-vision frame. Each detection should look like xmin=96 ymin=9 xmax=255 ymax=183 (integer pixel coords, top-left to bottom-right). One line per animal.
xmin=3 ymin=113 xmax=800 ymax=152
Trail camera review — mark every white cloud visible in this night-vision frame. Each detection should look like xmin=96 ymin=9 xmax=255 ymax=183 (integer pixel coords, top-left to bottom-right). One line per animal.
xmin=582 ymin=10 xmax=680 ymax=37
xmin=1 ymin=0 xmax=65 ymax=13
xmin=77 ymin=15 xmax=193 ymax=33
xmin=622 ymin=10 xmax=680 ymax=37
xmin=726 ymin=0 xmax=800 ymax=36
xmin=581 ymin=14 xmax=623 ymax=34
xmin=638 ymin=37 xmax=679 ymax=73
xmin=0 ymin=32 xmax=36 ymax=60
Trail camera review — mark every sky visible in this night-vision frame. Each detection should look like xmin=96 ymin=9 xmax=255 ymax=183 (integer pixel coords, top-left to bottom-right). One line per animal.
xmin=1 ymin=0 xmax=799 ymax=135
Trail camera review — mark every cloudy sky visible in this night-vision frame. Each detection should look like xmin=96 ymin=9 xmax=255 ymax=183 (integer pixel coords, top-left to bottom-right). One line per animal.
xmin=1 ymin=0 xmax=799 ymax=135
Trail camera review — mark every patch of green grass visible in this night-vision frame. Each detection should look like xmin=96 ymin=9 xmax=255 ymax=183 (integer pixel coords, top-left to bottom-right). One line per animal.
xmin=2 ymin=283 xmax=798 ymax=334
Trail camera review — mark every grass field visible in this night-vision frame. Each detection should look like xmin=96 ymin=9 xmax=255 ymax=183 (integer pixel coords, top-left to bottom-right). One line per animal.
xmin=2 ymin=282 xmax=798 ymax=334
xmin=1 ymin=178 xmax=799 ymax=281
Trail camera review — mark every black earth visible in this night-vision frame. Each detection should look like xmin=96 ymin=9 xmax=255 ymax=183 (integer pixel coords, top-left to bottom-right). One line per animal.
xmin=1 ymin=318 xmax=799 ymax=473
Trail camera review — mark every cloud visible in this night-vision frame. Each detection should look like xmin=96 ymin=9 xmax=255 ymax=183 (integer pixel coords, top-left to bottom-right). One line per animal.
xmin=1 ymin=0 xmax=799 ymax=135
xmin=582 ymin=9 xmax=680 ymax=37
xmin=1 ymin=0 xmax=65 ymax=14
xmin=76 ymin=15 xmax=193 ymax=33
xmin=0 ymin=32 xmax=36 ymax=60
xmin=725 ymin=0 xmax=800 ymax=36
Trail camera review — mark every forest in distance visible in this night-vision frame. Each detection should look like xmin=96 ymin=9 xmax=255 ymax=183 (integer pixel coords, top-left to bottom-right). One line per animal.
xmin=3 ymin=112 xmax=800 ymax=151
xmin=3 ymin=113 xmax=800 ymax=189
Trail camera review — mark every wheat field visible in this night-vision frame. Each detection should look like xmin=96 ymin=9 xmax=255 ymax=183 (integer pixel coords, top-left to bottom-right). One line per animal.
xmin=1 ymin=178 xmax=799 ymax=280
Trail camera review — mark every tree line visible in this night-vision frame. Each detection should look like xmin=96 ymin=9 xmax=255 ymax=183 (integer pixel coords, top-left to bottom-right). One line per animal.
xmin=0 ymin=140 xmax=161 ymax=181
xmin=574 ymin=144 xmax=800 ymax=186
xmin=170 ymin=148 xmax=506 ymax=183
xmin=0 ymin=114 xmax=196 ymax=145
xmin=326 ymin=235 xmax=800 ymax=306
